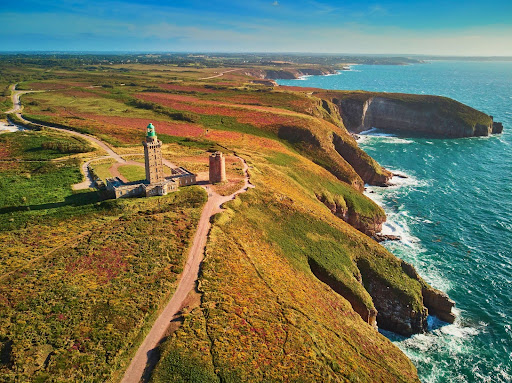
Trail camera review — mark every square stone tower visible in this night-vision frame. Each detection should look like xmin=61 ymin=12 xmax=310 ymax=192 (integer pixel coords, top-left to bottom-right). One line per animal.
xmin=143 ymin=123 xmax=164 ymax=184
xmin=209 ymin=151 xmax=226 ymax=184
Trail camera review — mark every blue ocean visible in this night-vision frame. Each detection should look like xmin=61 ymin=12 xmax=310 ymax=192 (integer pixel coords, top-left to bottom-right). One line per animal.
xmin=278 ymin=61 xmax=512 ymax=382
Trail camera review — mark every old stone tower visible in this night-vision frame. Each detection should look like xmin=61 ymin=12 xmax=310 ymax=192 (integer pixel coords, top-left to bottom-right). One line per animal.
xmin=209 ymin=151 xmax=226 ymax=183
xmin=143 ymin=123 xmax=165 ymax=184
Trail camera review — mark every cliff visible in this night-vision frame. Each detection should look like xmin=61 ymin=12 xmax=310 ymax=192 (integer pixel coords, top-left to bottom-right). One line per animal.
xmin=316 ymin=91 xmax=503 ymax=138
xmin=244 ymin=66 xmax=338 ymax=80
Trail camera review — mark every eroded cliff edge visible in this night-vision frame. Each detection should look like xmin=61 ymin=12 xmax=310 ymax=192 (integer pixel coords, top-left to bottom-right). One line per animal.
xmin=313 ymin=90 xmax=504 ymax=137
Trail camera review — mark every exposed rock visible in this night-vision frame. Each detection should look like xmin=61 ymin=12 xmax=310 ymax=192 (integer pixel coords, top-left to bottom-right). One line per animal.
xmin=401 ymin=260 xmax=456 ymax=324
xmin=244 ymin=67 xmax=337 ymax=80
xmin=358 ymin=259 xmax=428 ymax=336
xmin=251 ymin=79 xmax=277 ymax=87
xmin=316 ymin=192 xmax=348 ymax=222
xmin=493 ymin=121 xmax=504 ymax=134
xmin=332 ymin=132 xmax=392 ymax=186
xmin=346 ymin=210 xmax=384 ymax=236
xmin=316 ymin=193 xmax=384 ymax=236
xmin=373 ymin=233 xmax=401 ymax=242
xmin=422 ymin=288 xmax=456 ymax=323
xmin=309 ymin=258 xmax=377 ymax=328
xmin=277 ymin=125 xmax=365 ymax=191
xmin=327 ymin=93 xmax=503 ymax=138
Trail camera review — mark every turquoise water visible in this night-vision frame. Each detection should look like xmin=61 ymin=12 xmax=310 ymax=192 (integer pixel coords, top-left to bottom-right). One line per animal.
xmin=278 ymin=61 xmax=512 ymax=382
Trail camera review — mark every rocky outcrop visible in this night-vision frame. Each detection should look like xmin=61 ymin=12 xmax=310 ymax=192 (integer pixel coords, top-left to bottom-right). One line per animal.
xmin=308 ymin=258 xmax=377 ymax=328
xmin=316 ymin=193 xmax=385 ymax=236
xmin=327 ymin=93 xmax=503 ymax=138
xmin=331 ymin=132 xmax=392 ymax=185
xmin=400 ymin=260 xmax=456 ymax=324
xmin=422 ymin=288 xmax=456 ymax=323
xmin=250 ymin=79 xmax=277 ymax=87
xmin=244 ymin=67 xmax=337 ymax=80
xmin=358 ymin=259 xmax=428 ymax=336
xmin=492 ymin=121 xmax=504 ymax=134
xmin=277 ymin=125 xmax=365 ymax=191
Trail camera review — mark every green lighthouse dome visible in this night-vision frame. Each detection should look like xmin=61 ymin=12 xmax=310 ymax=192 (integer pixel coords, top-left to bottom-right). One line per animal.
xmin=147 ymin=123 xmax=156 ymax=137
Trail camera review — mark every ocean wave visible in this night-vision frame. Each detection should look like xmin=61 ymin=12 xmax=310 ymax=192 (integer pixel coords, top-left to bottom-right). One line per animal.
xmin=365 ymin=168 xmax=451 ymax=292
xmin=358 ymin=128 xmax=414 ymax=144
xmin=359 ymin=127 xmax=395 ymax=136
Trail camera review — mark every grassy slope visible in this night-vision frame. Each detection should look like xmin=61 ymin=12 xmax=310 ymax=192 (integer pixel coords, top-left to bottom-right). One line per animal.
xmin=151 ymin=145 xmax=421 ymax=382
xmin=19 ymin=83 xmax=388 ymax=190
xmin=0 ymin=63 xmax=449 ymax=382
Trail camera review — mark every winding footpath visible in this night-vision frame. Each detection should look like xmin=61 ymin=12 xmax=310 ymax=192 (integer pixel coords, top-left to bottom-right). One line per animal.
xmin=7 ymin=84 xmax=169 ymax=190
xmin=7 ymin=84 xmax=254 ymax=382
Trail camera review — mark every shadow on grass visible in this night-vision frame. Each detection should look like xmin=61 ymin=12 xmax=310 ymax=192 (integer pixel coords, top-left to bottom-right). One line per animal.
xmin=0 ymin=190 xmax=104 ymax=214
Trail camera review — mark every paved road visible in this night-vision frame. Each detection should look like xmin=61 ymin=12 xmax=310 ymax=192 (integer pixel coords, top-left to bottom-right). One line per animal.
xmin=121 ymin=157 xmax=253 ymax=383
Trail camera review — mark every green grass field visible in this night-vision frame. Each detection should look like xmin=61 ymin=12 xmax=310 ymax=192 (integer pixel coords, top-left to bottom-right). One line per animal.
xmin=117 ymin=164 xmax=146 ymax=182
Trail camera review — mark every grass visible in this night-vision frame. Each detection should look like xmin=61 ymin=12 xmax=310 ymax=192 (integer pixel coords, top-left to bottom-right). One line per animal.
xmin=89 ymin=159 xmax=116 ymax=181
xmin=0 ymin=187 xmax=207 ymax=382
xmin=117 ymin=164 xmax=146 ymax=182
xmin=151 ymin=177 xmax=420 ymax=382
xmin=0 ymin=130 xmax=93 ymax=160
xmin=0 ymin=59 xmax=467 ymax=382
xmin=266 ymin=150 xmax=385 ymax=223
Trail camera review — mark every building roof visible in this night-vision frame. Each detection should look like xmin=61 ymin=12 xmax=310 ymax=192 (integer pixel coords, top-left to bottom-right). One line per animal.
xmin=147 ymin=123 xmax=156 ymax=137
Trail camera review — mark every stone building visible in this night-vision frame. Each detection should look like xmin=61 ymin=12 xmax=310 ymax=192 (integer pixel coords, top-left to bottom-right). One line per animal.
xmin=107 ymin=123 xmax=196 ymax=199
xmin=143 ymin=123 xmax=165 ymax=184
xmin=209 ymin=151 xmax=226 ymax=184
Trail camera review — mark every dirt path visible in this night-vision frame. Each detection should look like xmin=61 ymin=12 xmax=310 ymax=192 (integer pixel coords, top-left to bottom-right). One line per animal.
xmin=72 ymin=155 xmax=112 ymax=190
xmin=121 ymin=156 xmax=253 ymax=383
xmin=9 ymin=84 xmax=125 ymax=164
xmin=108 ymin=160 xmax=145 ymax=183
xmin=7 ymin=84 xmax=151 ymax=189
xmin=199 ymin=68 xmax=240 ymax=80
xmin=8 ymin=83 xmax=255 ymax=383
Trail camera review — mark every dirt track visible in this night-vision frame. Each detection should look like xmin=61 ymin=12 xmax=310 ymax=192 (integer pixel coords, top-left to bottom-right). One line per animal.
xmin=8 ymin=84 xmax=254 ymax=382
xmin=121 ymin=157 xmax=253 ymax=383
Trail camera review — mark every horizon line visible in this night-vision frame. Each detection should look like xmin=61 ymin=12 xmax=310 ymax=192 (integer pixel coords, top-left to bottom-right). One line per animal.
xmin=1 ymin=51 xmax=512 ymax=59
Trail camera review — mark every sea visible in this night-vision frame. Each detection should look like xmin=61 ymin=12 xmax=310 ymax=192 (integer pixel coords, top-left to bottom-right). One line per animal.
xmin=277 ymin=61 xmax=512 ymax=382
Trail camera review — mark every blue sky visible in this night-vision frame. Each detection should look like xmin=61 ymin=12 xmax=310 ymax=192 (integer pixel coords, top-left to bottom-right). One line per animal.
xmin=1 ymin=0 xmax=511 ymax=55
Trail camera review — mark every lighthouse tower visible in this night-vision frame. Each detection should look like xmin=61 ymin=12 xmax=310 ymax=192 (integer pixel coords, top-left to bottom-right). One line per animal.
xmin=143 ymin=123 xmax=164 ymax=184
xmin=209 ymin=151 xmax=227 ymax=183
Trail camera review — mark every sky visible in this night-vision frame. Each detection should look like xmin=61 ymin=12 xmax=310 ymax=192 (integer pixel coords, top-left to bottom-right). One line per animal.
xmin=1 ymin=0 xmax=512 ymax=55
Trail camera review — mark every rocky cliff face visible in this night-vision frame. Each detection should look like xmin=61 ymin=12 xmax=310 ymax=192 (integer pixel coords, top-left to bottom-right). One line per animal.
xmin=245 ymin=67 xmax=337 ymax=80
xmin=316 ymin=192 xmax=385 ymax=236
xmin=401 ymin=260 xmax=456 ymax=324
xmin=331 ymin=132 xmax=392 ymax=186
xmin=326 ymin=93 xmax=503 ymax=138
xmin=358 ymin=258 xmax=429 ymax=336
xmin=309 ymin=258 xmax=378 ymax=328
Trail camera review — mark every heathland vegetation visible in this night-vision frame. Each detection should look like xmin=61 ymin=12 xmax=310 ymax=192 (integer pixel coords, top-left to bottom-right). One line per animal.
xmin=0 ymin=54 xmax=477 ymax=382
